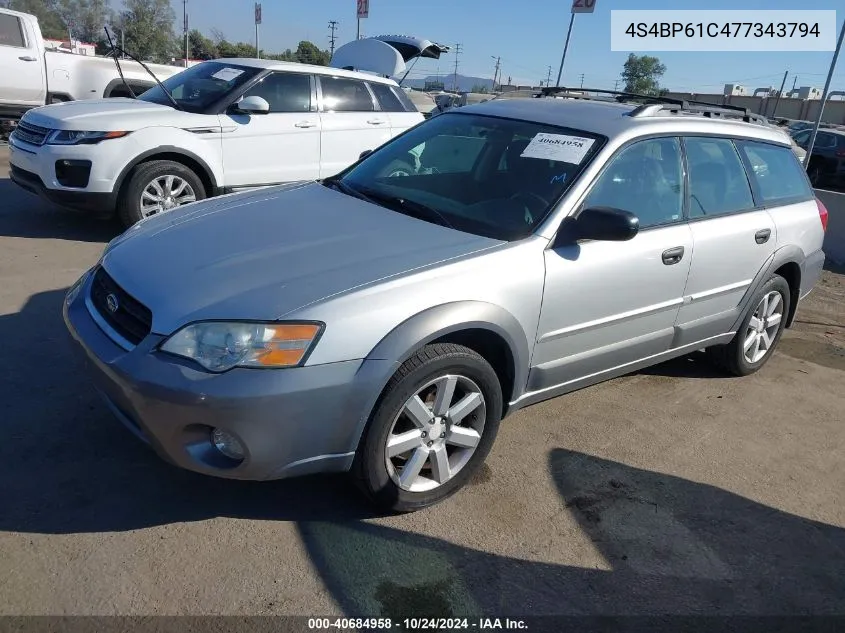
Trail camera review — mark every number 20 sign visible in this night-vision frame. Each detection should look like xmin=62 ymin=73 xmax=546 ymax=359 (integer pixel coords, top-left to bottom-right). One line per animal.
xmin=571 ymin=0 xmax=596 ymax=13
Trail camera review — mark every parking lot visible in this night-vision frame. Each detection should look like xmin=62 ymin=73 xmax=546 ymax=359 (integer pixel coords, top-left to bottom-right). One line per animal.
xmin=0 ymin=144 xmax=843 ymax=616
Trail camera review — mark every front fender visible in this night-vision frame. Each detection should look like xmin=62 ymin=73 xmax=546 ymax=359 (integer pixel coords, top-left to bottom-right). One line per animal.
xmin=342 ymin=301 xmax=532 ymax=455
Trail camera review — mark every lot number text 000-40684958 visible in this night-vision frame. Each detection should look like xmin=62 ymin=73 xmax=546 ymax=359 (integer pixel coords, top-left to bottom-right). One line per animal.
xmin=610 ymin=10 xmax=836 ymax=52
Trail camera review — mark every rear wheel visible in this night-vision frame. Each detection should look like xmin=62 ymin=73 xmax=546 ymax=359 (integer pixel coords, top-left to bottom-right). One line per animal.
xmin=706 ymin=274 xmax=791 ymax=376
xmin=353 ymin=343 xmax=503 ymax=512
xmin=118 ymin=160 xmax=205 ymax=228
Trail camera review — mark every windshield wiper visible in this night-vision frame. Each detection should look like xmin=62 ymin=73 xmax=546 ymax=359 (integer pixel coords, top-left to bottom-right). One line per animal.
xmin=354 ymin=185 xmax=457 ymax=230
xmin=104 ymin=27 xmax=182 ymax=111
xmin=322 ymin=177 xmax=376 ymax=204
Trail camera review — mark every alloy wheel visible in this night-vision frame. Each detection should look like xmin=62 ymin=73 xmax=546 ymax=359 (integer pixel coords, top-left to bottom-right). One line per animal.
xmin=139 ymin=175 xmax=196 ymax=217
xmin=385 ymin=374 xmax=486 ymax=493
xmin=743 ymin=290 xmax=784 ymax=364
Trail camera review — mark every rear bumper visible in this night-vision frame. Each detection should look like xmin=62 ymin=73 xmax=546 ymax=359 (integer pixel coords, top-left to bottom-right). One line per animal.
xmin=799 ymin=248 xmax=825 ymax=301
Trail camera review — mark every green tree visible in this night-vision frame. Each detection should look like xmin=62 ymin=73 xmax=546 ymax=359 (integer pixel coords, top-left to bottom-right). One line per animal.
xmin=8 ymin=0 xmax=111 ymax=43
xmin=187 ymin=28 xmax=216 ymax=60
xmin=294 ymin=40 xmax=329 ymax=65
xmin=621 ymin=53 xmax=667 ymax=96
xmin=114 ymin=0 xmax=175 ymax=63
xmin=8 ymin=0 xmax=72 ymax=39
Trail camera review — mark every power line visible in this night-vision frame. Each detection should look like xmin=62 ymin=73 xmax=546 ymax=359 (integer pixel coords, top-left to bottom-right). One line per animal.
xmin=328 ymin=20 xmax=338 ymax=57
xmin=452 ymin=43 xmax=462 ymax=92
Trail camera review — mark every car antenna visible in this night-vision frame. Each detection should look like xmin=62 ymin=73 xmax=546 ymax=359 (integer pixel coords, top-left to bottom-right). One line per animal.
xmin=103 ymin=26 xmax=135 ymax=99
xmin=104 ymin=27 xmax=183 ymax=111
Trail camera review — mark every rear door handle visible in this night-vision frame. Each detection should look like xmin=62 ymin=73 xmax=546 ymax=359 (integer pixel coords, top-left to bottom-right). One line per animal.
xmin=367 ymin=119 xmax=387 ymax=125
xmin=294 ymin=121 xmax=317 ymax=128
xmin=755 ymin=228 xmax=771 ymax=244
xmin=662 ymin=246 xmax=685 ymax=266
xmin=18 ymin=56 xmax=37 ymax=62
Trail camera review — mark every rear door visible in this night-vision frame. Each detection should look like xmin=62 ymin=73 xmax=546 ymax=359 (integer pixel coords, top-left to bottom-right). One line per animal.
xmin=221 ymin=71 xmax=321 ymax=187
xmin=367 ymin=81 xmax=424 ymax=137
xmin=673 ymin=136 xmax=777 ymax=345
xmin=0 ymin=11 xmax=46 ymax=107
xmin=317 ymin=75 xmax=392 ymax=178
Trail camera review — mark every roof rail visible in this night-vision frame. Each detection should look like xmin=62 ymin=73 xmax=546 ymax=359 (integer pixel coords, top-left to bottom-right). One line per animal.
xmin=537 ymin=86 xmax=770 ymax=124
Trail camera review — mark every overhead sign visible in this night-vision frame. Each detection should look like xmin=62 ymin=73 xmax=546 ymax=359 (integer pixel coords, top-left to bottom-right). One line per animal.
xmin=571 ymin=0 xmax=596 ymax=14
xmin=255 ymin=2 xmax=262 ymax=24
xmin=357 ymin=0 xmax=369 ymax=19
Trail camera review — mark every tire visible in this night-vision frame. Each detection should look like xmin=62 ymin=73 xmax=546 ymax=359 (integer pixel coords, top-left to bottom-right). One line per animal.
xmin=353 ymin=343 xmax=503 ymax=513
xmin=706 ymin=274 xmax=791 ymax=377
xmin=118 ymin=160 xmax=206 ymax=228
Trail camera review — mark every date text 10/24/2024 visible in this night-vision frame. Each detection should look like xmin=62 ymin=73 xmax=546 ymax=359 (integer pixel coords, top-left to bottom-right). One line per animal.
xmin=307 ymin=617 xmax=528 ymax=630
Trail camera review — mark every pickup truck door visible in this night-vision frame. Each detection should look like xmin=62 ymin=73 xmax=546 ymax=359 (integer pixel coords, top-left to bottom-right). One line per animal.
xmin=0 ymin=11 xmax=46 ymax=107
xmin=220 ymin=71 xmax=321 ymax=187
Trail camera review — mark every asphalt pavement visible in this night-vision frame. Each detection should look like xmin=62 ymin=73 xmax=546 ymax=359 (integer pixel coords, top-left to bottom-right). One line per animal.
xmin=0 ymin=147 xmax=843 ymax=617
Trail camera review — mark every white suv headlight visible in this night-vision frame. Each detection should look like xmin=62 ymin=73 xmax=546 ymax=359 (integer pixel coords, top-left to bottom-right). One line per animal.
xmin=46 ymin=130 xmax=129 ymax=145
xmin=160 ymin=321 xmax=323 ymax=372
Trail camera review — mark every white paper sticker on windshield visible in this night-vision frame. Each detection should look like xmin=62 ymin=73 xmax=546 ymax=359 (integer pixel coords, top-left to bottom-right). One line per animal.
xmin=520 ymin=133 xmax=595 ymax=164
xmin=212 ymin=67 xmax=245 ymax=82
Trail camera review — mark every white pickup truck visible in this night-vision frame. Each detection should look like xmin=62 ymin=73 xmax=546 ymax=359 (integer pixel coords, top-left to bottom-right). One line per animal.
xmin=0 ymin=7 xmax=181 ymax=120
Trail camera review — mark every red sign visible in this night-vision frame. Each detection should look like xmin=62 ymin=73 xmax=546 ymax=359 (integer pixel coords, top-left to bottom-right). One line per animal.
xmin=357 ymin=0 xmax=369 ymax=19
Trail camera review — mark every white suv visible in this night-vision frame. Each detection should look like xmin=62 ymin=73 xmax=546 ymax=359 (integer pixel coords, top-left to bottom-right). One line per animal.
xmin=8 ymin=59 xmax=424 ymax=226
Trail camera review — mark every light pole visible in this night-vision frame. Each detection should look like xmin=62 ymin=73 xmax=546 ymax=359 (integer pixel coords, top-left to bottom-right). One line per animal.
xmin=555 ymin=14 xmax=575 ymax=87
xmin=805 ymin=18 xmax=845 ymax=175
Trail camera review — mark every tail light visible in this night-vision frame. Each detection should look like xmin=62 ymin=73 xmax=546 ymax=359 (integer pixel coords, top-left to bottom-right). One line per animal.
xmin=816 ymin=198 xmax=828 ymax=232
xmin=837 ymin=149 xmax=845 ymax=158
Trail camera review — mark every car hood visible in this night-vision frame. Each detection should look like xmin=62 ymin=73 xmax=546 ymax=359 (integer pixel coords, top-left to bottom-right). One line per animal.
xmin=102 ymin=183 xmax=500 ymax=335
xmin=22 ymin=98 xmax=212 ymax=131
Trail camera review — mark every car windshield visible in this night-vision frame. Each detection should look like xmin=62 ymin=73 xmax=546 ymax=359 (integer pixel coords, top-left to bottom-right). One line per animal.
xmin=138 ymin=62 xmax=261 ymax=113
xmin=332 ymin=112 xmax=604 ymax=240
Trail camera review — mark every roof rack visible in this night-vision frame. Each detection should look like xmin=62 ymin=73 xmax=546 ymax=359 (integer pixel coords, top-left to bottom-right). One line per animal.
xmin=536 ymin=86 xmax=770 ymax=124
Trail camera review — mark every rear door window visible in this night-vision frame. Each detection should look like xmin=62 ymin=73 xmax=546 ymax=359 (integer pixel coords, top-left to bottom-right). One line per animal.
xmin=369 ymin=82 xmax=405 ymax=112
xmin=319 ymin=76 xmax=375 ymax=112
xmin=685 ymin=137 xmax=755 ymax=219
xmin=737 ymin=141 xmax=814 ymax=206
xmin=0 ymin=14 xmax=25 ymax=47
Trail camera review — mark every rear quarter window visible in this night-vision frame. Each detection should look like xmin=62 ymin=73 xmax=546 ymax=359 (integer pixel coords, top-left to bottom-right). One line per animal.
xmin=737 ymin=141 xmax=814 ymax=206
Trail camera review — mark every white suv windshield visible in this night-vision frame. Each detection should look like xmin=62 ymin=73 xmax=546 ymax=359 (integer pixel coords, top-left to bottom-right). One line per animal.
xmin=138 ymin=62 xmax=261 ymax=113
xmin=335 ymin=112 xmax=604 ymax=241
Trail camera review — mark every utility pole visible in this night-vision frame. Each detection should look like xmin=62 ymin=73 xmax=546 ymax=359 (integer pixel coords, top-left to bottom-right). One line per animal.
xmin=579 ymin=73 xmax=585 ymax=89
xmin=613 ymin=79 xmax=619 ymax=91
xmin=805 ymin=18 xmax=845 ymax=176
xmin=183 ymin=0 xmax=188 ymax=67
xmin=769 ymin=70 xmax=788 ymax=118
xmin=254 ymin=2 xmax=261 ymax=59
xmin=546 ymin=66 xmax=552 ymax=87
xmin=328 ymin=20 xmax=338 ymax=57
xmin=791 ymin=75 xmax=798 ymax=96
xmin=491 ymin=56 xmax=501 ymax=91
xmin=555 ymin=13 xmax=575 ymax=87
xmin=452 ymin=43 xmax=462 ymax=92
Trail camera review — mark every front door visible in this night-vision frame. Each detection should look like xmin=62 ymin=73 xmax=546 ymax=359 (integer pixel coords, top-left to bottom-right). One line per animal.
xmin=532 ymin=137 xmax=692 ymax=391
xmin=221 ymin=71 xmax=321 ymax=187
xmin=0 ymin=12 xmax=46 ymax=107
xmin=317 ymin=75 xmax=392 ymax=178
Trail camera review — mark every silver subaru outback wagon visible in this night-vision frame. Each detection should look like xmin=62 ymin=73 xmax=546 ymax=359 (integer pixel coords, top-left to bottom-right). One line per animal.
xmin=63 ymin=93 xmax=828 ymax=512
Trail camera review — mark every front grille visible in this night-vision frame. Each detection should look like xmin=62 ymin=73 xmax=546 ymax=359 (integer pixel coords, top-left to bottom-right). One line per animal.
xmin=89 ymin=267 xmax=152 ymax=346
xmin=11 ymin=120 xmax=51 ymax=146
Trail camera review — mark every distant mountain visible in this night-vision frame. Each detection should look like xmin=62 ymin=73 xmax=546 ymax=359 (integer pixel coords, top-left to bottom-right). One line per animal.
xmin=402 ymin=74 xmax=495 ymax=93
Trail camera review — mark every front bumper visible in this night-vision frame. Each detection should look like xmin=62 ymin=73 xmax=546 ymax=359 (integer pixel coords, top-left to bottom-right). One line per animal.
xmin=62 ymin=270 xmax=395 ymax=481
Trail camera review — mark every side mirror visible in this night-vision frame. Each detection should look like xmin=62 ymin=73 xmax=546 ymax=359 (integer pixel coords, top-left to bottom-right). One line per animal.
xmin=234 ymin=95 xmax=270 ymax=115
xmin=359 ymin=149 xmax=373 ymax=159
xmin=555 ymin=206 xmax=639 ymax=245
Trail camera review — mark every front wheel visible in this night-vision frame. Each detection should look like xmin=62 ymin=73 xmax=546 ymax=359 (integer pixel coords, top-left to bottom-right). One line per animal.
xmin=353 ymin=343 xmax=503 ymax=512
xmin=118 ymin=160 xmax=205 ymax=228
xmin=706 ymin=274 xmax=791 ymax=376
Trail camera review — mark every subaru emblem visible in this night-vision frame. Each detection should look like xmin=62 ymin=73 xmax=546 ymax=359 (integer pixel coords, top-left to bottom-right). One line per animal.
xmin=106 ymin=293 xmax=119 ymax=313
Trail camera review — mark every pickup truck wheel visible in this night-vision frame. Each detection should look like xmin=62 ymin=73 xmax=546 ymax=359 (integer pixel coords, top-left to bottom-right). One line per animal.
xmin=706 ymin=274 xmax=791 ymax=377
xmin=119 ymin=160 xmax=205 ymax=228
xmin=353 ymin=343 xmax=503 ymax=513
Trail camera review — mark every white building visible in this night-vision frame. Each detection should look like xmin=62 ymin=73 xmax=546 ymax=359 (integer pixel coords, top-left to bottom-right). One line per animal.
xmin=44 ymin=38 xmax=96 ymax=56
xmin=796 ymin=86 xmax=822 ymax=100
xmin=723 ymin=83 xmax=747 ymax=96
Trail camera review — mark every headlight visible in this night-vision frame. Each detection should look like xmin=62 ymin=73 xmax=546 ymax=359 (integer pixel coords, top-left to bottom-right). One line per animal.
xmin=160 ymin=321 xmax=323 ymax=372
xmin=46 ymin=130 xmax=129 ymax=145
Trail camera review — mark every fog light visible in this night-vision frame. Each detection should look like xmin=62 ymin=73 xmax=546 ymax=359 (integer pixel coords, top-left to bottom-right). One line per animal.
xmin=211 ymin=428 xmax=245 ymax=461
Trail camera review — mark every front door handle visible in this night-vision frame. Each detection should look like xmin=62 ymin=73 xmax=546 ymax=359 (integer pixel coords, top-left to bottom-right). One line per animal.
xmin=755 ymin=228 xmax=771 ymax=244
xmin=662 ymin=246 xmax=685 ymax=266
xmin=18 ymin=55 xmax=37 ymax=62
xmin=294 ymin=121 xmax=317 ymax=128
xmin=367 ymin=119 xmax=387 ymax=125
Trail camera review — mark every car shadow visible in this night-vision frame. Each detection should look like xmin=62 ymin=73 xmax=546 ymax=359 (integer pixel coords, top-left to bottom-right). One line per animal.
xmin=636 ymin=351 xmax=730 ymax=380
xmin=296 ymin=449 xmax=845 ymax=616
xmin=0 ymin=178 xmax=120 ymax=243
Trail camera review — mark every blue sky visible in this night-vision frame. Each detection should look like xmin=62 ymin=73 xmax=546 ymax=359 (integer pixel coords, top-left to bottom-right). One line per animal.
xmin=170 ymin=0 xmax=844 ymax=93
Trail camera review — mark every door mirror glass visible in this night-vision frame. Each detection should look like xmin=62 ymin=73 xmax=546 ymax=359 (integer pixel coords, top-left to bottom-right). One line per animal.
xmin=556 ymin=206 xmax=639 ymax=245
xmin=235 ymin=95 xmax=270 ymax=114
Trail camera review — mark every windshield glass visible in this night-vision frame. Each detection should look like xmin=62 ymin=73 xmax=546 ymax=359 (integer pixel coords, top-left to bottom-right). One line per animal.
xmin=337 ymin=112 xmax=604 ymax=240
xmin=138 ymin=62 xmax=261 ymax=112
